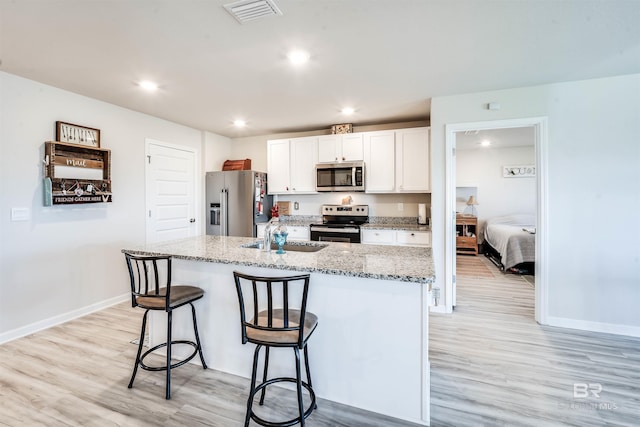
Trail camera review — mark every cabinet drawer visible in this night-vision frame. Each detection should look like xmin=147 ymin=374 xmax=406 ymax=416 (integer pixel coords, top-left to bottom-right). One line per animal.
xmin=396 ymin=231 xmax=431 ymax=247
xmin=361 ymin=229 xmax=395 ymax=245
xmin=286 ymin=226 xmax=310 ymax=241
xmin=456 ymin=236 xmax=476 ymax=246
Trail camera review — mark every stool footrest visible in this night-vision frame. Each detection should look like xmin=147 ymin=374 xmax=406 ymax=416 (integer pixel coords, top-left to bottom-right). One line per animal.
xmin=139 ymin=340 xmax=199 ymax=372
xmin=250 ymin=377 xmax=316 ymax=427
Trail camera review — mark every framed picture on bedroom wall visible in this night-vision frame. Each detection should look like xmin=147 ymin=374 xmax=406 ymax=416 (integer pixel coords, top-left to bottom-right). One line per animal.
xmin=503 ymin=165 xmax=535 ymax=178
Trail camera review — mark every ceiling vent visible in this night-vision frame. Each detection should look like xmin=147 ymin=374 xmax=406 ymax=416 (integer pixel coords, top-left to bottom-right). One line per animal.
xmin=223 ymin=0 xmax=283 ymax=24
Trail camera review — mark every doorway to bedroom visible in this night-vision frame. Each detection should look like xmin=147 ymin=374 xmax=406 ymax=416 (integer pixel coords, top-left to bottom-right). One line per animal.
xmin=444 ymin=117 xmax=548 ymax=324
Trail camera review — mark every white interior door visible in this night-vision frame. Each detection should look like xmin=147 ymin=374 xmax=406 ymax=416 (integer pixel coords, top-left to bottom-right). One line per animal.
xmin=145 ymin=140 xmax=198 ymax=244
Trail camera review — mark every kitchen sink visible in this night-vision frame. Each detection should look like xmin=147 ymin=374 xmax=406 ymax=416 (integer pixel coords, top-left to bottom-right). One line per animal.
xmin=241 ymin=241 xmax=328 ymax=253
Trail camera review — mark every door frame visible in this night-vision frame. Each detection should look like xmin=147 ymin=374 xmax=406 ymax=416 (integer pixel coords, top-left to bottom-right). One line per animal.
xmin=145 ymin=138 xmax=200 ymax=244
xmin=444 ymin=117 xmax=548 ymax=324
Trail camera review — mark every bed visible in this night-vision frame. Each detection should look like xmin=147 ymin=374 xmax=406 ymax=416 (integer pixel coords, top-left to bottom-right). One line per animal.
xmin=483 ymin=214 xmax=535 ymax=273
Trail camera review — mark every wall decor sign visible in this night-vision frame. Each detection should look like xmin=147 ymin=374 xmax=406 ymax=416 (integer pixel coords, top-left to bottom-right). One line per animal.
xmin=56 ymin=121 xmax=100 ymax=147
xmin=43 ymin=141 xmax=112 ymax=205
xmin=331 ymin=123 xmax=353 ymax=134
xmin=503 ymin=165 xmax=535 ymax=178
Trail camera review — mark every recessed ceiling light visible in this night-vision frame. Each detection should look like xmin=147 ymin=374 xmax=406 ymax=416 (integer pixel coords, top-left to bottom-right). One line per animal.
xmin=341 ymin=107 xmax=355 ymax=115
xmin=233 ymin=119 xmax=247 ymax=127
xmin=287 ymin=50 xmax=310 ymax=66
xmin=139 ymin=80 xmax=158 ymax=91
xmin=481 ymin=140 xmax=491 ymax=147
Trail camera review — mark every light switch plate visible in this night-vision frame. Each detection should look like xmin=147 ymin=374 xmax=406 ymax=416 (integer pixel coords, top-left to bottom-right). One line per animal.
xmin=11 ymin=207 xmax=30 ymax=221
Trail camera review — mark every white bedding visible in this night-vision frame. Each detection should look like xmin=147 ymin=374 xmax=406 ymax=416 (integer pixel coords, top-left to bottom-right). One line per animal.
xmin=484 ymin=215 xmax=535 ymax=270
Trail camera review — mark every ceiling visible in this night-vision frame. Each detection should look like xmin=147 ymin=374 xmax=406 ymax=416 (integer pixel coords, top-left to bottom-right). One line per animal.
xmin=456 ymin=127 xmax=535 ymax=151
xmin=1 ymin=0 xmax=639 ymax=138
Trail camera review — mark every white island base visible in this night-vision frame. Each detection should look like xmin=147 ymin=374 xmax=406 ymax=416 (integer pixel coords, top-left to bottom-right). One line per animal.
xmin=149 ymin=259 xmax=430 ymax=425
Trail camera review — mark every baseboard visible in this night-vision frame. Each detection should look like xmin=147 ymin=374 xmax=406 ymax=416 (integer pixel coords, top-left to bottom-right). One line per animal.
xmin=429 ymin=305 xmax=447 ymax=314
xmin=0 ymin=293 xmax=130 ymax=345
xmin=546 ymin=315 xmax=640 ymax=338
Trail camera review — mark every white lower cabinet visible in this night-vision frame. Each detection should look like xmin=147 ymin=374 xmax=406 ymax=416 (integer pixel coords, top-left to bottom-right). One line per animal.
xmin=284 ymin=225 xmax=310 ymax=241
xmin=361 ymin=229 xmax=431 ymax=247
xmin=361 ymin=229 xmax=395 ymax=245
xmin=396 ymin=230 xmax=431 ymax=247
xmin=257 ymin=223 xmax=310 ymax=241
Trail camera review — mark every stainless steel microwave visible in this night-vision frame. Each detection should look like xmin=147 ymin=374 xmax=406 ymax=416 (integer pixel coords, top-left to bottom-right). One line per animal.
xmin=315 ymin=162 xmax=365 ymax=192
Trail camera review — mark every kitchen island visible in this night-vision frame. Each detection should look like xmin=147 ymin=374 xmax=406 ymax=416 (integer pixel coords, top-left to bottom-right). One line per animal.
xmin=123 ymin=235 xmax=434 ymax=425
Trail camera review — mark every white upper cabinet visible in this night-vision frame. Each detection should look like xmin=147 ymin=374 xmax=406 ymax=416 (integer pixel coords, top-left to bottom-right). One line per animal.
xmin=290 ymin=136 xmax=318 ymax=193
xmin=318 ymin=133 xmax=364 ymax=163
xmin=267 ymin=137 xmax=318 ymax=195
xmin=269 ymin=126 xmax=429 ymax=195
xmin=317 ymin=135 xmax=340 ymax=163
xmin=395 ymin=127 xmax=430 ymax=192
xmin=363 ymin=130 xmax=395 ymax=193
xmin=267 ymin=139 xmax=291 ymax=194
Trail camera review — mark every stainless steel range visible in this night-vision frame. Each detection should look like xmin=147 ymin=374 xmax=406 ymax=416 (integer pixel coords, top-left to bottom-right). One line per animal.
xmin=310 ymin=204 xmax=369 ymax=243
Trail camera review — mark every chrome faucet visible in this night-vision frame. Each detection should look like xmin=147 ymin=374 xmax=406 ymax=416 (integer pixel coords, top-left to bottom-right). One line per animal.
xmin=263 ymin=220 xmax=273 ymax=252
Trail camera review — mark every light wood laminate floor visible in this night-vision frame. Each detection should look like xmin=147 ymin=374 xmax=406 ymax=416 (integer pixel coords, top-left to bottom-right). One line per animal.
xmin=430 ymin=255 xmax=640 ymax=426
xmin=1 ymin=257 xmax=638 ymax=426
xmin=0 ymin=302 xmax=420 ymax=426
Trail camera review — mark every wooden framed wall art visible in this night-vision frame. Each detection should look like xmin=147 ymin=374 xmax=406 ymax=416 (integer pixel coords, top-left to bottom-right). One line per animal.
xmin=56 ymin=121 xmax=101 ymax=147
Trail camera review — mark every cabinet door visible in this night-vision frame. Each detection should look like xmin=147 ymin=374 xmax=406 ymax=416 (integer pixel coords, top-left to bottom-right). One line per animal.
xmin=361 ymin=229 xmax=395 ymax=245
xmin=341 ymin=133 xmax=364 ymax=161
xmin=267 ymin=139 xmax=291 ymax=194
xmin=395 ymin=127 xmax=430 ymax=192
xmin=290 ymin=136 xmax=318 ymax=193
xmin=318 ymin=135 xmax=340 ymax=163
xmin=287 ymin=225 xmax=310 ymax=241
xmin=256 ymin=223 xmax=267 ymax=238
xmin=396 ymin=230 xmax=431 ymax=247
xmin=364 ymin=131 xmax=395 ymax=193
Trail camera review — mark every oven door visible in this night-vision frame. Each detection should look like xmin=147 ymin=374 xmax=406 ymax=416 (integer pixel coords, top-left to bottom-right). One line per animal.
xmin=310 ymin=225 xmax=361 ymax=243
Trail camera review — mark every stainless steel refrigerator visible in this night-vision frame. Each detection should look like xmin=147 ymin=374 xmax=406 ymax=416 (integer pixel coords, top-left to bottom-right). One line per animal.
xmin=205 ymin=170 xmax=272 ymax=237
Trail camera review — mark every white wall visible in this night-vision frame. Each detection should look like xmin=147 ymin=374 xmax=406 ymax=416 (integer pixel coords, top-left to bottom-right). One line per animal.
xmin=431 ymin=73 xmax=640 ymax=333
xmin=0 ymin=72 xmax=208 ymax=341
xmin=204 ymin=131 xmax=232 ymax=172
xmin=457 ymin=145 xmax=536 ymax=241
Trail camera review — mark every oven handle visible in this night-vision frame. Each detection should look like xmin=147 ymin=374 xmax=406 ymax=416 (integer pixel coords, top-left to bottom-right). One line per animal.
xmin=310 ymin=226 xmax=360 ymax=234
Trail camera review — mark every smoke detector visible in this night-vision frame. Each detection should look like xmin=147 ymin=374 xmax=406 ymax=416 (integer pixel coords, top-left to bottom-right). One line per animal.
xmin=223 ymin=0 xmax=283 ymax=24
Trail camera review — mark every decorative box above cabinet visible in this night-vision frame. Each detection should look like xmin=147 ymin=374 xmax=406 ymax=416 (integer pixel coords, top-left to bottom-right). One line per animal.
xmin=43 ymin=141 xmax=112 ymax=205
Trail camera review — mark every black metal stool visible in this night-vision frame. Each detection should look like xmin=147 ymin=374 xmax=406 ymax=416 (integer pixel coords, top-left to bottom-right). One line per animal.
xmin=124 ymin=252 xmax=207 ymax=399
xmin=233 ymin=271 xmax=318 ymax=427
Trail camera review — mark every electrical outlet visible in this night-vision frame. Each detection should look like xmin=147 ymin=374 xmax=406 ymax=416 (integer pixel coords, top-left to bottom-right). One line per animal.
xmin=397 ymin=203 xmax=404 ymax=212
xmin=294 ymin=201 xmax=299 ymax=210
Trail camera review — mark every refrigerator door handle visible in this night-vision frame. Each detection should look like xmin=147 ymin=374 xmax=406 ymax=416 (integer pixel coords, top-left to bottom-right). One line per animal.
xmin=221 ymin=189 xmax=228 ymax=236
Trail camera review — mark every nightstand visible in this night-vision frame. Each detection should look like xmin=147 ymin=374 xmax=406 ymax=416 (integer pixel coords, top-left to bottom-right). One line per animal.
xmin=456 ymin=215 xmax=478 ymax=256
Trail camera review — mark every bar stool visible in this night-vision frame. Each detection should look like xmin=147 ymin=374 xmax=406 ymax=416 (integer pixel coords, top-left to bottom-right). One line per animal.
xmin=124 ymin=252 xmax=207 ymax=399
xmin=233 ymin=271 xmax=318 ymax=427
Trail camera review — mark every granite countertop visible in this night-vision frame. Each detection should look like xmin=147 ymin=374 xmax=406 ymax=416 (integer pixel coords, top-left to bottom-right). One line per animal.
xmin=122 ymin=235 xmax=434 ymax=284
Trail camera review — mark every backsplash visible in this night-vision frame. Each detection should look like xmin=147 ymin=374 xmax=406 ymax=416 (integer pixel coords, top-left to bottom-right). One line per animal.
xmin=368 ymin=216 xmax=423 ymax=225
xmin=275 ymin=193 xmax=431 ymax=219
